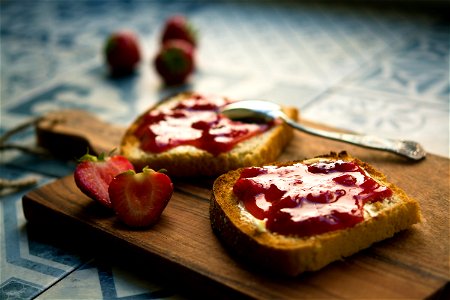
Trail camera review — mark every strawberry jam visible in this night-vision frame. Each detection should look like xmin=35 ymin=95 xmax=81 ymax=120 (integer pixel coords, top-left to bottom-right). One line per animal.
xmin=233 ymin=160 xmax=393 ymax=237
xmin=134 ymin=94 xmax=271 ymax=155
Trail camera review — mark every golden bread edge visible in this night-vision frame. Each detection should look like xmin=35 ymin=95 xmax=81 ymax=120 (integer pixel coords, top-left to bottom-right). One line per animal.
xmin=210 ymin=151 xmax=422 ymax=276
xmin=120 ymin=92 xmax=298 ymax=177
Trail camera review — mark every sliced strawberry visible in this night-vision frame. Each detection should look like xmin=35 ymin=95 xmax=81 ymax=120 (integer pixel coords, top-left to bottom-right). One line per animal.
xmin=74 ymin=152 xmax=134 ymax=208
xmin=161 ymin=15 xmax=197 ymax=47
xmin=108 ymin=167 xmax=174 ymax=227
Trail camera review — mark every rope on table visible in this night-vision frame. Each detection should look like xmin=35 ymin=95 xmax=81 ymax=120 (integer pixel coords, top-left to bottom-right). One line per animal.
xmin=0 ymin=116 xmax=50 ymax=190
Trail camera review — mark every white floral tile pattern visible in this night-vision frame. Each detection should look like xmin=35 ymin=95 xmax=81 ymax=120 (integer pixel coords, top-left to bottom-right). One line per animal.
xmin=301 ymin=89 xmax=449 ymax=157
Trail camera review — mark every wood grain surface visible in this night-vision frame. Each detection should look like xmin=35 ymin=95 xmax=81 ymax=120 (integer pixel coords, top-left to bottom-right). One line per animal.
xmin=23 ymin=110 xmax=449 ymax=299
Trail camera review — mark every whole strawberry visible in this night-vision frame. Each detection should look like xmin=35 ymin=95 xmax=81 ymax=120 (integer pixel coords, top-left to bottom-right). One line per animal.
xmin=109 ymin=167 xmax=174 ymax=227
xmin=104 ymin=30 xmax=141 ymax=76
xmin=161 ymin=15 xmax=197 ymax=47
xmin=74 ymin=152 xmax=134 ymax=208
xmin=154 ymin=39 xmax=195 ymax=85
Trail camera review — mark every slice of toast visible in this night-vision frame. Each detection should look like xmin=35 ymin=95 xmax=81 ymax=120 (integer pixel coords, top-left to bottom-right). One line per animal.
xmin=210 ymin=151 xmax=422 ymax=276
xmin=120 ymin=92 xmax=297 ymax=177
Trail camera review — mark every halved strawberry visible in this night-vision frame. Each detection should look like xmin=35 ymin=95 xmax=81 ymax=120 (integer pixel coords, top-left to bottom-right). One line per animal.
xmin=74 ymin=152 xmax=134 ymax=208
xmin=108 ymin=167 xmax=174 ymax=227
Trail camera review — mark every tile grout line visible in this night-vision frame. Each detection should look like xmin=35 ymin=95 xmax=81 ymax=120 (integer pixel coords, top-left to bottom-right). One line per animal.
xmin=31 ymin=259 xmax=96 ymax=300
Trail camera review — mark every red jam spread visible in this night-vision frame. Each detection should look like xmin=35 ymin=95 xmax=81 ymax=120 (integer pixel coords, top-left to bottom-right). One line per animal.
xmin=233 ymin=160 xmax=393 ymax=237
xmin=133 ymin=94 xmax=271 ymax=155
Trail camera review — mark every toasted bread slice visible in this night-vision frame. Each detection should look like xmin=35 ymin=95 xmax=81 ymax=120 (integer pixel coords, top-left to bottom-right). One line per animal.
xmin=120 ymin=92 xmax=297 ymax=177
xmin=210 ymin=151 xmax=421 ymax=276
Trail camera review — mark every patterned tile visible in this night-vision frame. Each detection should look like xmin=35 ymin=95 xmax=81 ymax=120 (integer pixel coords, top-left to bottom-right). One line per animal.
xmin=343 ymin=19 xmax=449 ymax=103
xmin=0 ymin=0 xmax=198 ymax=102
xmin=1 ymin=278 xmax=42 ymax=300
xmin=0 ymin=167 xmax=84 ymax=299
xmin=37 ymin=260 xmax=181 ymax=299
xmin=301 ymin=89 xmax=449 ymax=157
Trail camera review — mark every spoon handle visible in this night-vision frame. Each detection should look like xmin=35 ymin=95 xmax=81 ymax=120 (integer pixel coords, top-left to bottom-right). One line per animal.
xmin=280 ymin=116 xmax=426 ymax=160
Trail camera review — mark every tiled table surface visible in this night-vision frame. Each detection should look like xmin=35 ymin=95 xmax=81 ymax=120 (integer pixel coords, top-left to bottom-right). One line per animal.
xmin=1 ymin=1 xmax=449 ymax=299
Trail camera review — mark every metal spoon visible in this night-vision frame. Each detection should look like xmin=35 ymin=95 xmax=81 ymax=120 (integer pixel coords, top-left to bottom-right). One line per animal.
xmin=221 ymin=100 xmax=426 ymax=160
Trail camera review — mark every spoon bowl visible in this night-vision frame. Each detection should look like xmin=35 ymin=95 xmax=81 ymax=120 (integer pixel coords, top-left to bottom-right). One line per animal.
xmin=220 ymin=100 xmax=283 ymax=123
xmin=221 ymin=100 xmax=426 ymax=161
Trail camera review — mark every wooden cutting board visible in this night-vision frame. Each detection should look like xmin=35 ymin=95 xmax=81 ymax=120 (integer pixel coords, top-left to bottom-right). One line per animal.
xmin=23 ymin=110 xmax=449 ymax=299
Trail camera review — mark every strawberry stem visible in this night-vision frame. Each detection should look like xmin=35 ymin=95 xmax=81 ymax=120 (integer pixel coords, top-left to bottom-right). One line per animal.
xmin=108 ymin=148 xmax=117 ymax=157
xmin=78 ymin=152 xmax=99 ymax=163
xmin=98 ymin=152 xmax=106 ymax=161
xmin=78 ymin=148 xmax=106 ymax=163
xmin=77 ymin=148 xmax=120 ymax=163
xmin=121 ymin=169 xmax=136 ymax=176
xmin=142 ymin=166 xmax=159 ymax=175
xmin=161 ymin=48 xmax=189 ymax=74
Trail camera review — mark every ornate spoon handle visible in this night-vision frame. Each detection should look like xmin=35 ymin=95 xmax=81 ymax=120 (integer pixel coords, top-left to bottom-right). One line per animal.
xmin=278 ymin=114 xmax=426 ymax=161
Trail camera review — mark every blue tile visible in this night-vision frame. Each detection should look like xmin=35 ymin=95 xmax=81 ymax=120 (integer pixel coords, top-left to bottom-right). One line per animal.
xmin=7 ymin=85 xmax=91 ymax=117
xmin=0 ymin=278 xmax=42 ymax=300
xmin=0 ymin=167 xmax=88 ymax=299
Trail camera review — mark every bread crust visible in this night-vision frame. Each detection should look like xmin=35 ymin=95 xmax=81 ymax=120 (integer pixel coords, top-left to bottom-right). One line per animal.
xmin=121 ymin=92 xmax=297 ymax=177
xmin=210 ymin=151 xmax=422 ymax=276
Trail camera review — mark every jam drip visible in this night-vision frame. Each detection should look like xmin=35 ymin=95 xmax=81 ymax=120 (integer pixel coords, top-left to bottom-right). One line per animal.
xmin=233 ymin=160 xmax=393 ymax=237
xmin=134 ymin=94 xmax=271 ymax=156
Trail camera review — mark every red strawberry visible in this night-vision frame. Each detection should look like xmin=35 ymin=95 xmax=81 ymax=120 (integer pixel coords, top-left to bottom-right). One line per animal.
xmin=161 ymin=15 xmax=197 ymax=47
xmin=108 ymin=167 xmax=174 ymax=227
xmin=74 ymin=152 xmax=134 ymax=208
xmin=154 ymin=39 xmax=195 ymax=85
xmin=104 ymin=30 xmax=141 ymax=76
